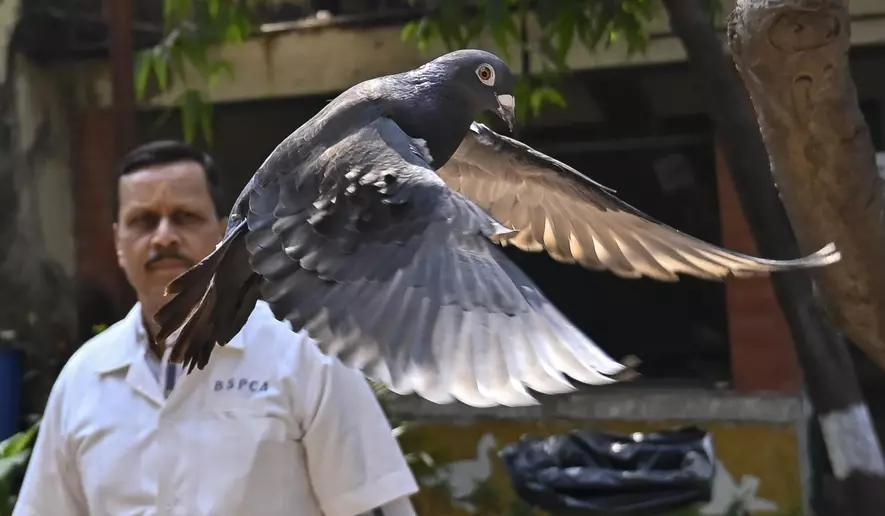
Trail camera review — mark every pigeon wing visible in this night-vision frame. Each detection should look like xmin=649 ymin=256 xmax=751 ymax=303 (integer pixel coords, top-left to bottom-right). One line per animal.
xmin=439 ymin=123 xmax=840 ymax=281
xmin=245 ymin=117 xmax=625 ymax=407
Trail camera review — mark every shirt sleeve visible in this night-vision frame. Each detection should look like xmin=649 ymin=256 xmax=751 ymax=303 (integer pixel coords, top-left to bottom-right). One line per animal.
xmin=365 ymin=496 xmax=417 ymax=516
xmin=296 ymin=340 xmax=419 ymax=516
xmin=13 ymin=374 xmax=87 ymax=516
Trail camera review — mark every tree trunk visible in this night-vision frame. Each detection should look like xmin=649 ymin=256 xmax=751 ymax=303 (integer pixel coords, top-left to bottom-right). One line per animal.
xmin=663 ymin=0 xmax=885 ymax=513
xmin=728 ymin=0 xmax=885 ymax=372
xmin=104 ymin=0 xmax=136 ymax=160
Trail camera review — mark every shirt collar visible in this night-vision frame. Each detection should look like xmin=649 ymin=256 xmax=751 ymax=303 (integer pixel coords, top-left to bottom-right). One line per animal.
xmin=92 ymin=302 xmax=245 ymax=375
xmin=93 ymin=303 xmax=143 ymax=375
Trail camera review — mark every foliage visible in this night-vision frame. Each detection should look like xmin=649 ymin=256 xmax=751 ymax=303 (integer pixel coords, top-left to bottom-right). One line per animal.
xmin=401 ymin=0 xmax=723 ymax=121
xmin=0 ymin=423 xmax=38 ymax=516
xmin=404 ymin=0 xmax=658 ymax=64
xmin=142 ymin=1 xmax=722 ymax=141
xmin=402 ymin=0 xmax=661 ymax=121
xmin=135 ymin=0 xmax=264 ymax=143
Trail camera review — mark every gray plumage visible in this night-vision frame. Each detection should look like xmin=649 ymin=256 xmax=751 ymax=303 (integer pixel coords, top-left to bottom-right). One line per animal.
xmin=156 ymin=49 xmax=840 ymax=407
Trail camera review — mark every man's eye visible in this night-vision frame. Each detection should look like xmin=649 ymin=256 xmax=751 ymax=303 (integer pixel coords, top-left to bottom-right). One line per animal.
xmin=173 ymin=211 xmax=203 ymax=225
xmin=129 ymin=213 xmax=157 ymax=229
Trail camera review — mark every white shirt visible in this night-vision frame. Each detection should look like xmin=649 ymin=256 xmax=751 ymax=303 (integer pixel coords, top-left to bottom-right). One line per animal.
xmin=14 ymin=301 xmax=418 ymax=516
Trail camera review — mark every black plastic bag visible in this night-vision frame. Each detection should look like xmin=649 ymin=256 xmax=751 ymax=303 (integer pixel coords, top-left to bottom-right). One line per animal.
xmin=500 ymin=426 xmax=715 ymax=515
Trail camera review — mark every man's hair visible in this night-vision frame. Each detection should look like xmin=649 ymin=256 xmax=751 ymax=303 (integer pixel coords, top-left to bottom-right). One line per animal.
xmin=113 ymin=140 xmax=225 ymax=221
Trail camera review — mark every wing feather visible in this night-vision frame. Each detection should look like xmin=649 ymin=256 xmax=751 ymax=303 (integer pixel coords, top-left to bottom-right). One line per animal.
xmin=439 ymin=123 xmax=841 ymax=280
xmin=241 ymin=117 xmax=625 ymax=406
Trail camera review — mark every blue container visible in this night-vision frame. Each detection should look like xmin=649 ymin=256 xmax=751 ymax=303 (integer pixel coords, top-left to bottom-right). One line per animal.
xmin=0 ymin=348 xmax=22 ymax=440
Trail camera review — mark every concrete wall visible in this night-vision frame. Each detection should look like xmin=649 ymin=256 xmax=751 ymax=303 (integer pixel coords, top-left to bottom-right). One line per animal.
xmin=0 ymin=0 xmax=19 ymax=84
xmin=12 ymin=56 xmax=76 ymax=277
xmin=388 ymin=389 xmax=810 ymax=515
xmin=0 ymin=0 xmax=75 ymax=283
xmin=54 ymin=0 xmax=885 ymax=111
xmin=0 ymin=1 xmax=78 ymax=417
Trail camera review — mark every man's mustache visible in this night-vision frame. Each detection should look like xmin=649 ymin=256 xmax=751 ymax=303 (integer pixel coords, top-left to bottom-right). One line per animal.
xmin=145 ymin=249 xmax=194 ymax=269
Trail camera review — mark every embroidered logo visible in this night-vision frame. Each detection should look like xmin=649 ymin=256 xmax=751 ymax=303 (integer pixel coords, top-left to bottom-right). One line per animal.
xmin=214 ymin=378 xmax=270 ymax=393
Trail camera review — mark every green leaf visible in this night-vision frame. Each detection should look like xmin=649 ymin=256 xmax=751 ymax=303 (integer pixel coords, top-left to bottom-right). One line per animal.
xmin=554 ymin=12 xmax=575 ymax=61
xmin=163 ymin=0 xmax=176 ymax=19
xmin=529 ymin=89 xmax=543 ymax=115
xmin=208 ymin=0 xmax=221 ymax=19
xmin=224 ymin=7 xmax=254 ymax=44
xmin=180 ymin=39 xmax=210 ymax=73
xmin=534 ymin=85 xmax=567 ymax=109
xmin=152 ymin=49 xmax=169 ymax=91
xmin=401 ymin=21 xmax=419 ymax=43
xmin=170 ymin=48 xmax=186 ymax=78
xmin=163 ymin=0 xmax=191 ymax=25
xmin=134 ymin=50 xmax=153 ymax=100
xmin=514 ymin=77 xmax=533 ymax=122
xmin=0 ymin=424 xmax=37 ymax=458
xmin=224 ymin=21 xmax=244 ymax=43
xmin=0 ymin=454 xmax=29 ymax=484
xmin=415 ymin=18 xmax=437 ymax=54
xmin=208 ymin=60 xmax=234 ymax=89
xmin=436 ymin=1 xmax=466 ymax=50
xmin=0 ymin=422 xmax=38 ymax=512
xmin=180 ymin=90 xmax=214 ymax=144
xmin=485 ymin=0 xmax=511 ymax=55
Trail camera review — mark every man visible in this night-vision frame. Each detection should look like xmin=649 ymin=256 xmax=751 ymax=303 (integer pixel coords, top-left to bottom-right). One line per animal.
xmin=14 ymin=141 xmax=418 ymax=516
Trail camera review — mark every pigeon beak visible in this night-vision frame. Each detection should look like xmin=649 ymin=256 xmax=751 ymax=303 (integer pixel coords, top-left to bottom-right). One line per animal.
xmin=495 ymin=94 xmax=516 ymax=133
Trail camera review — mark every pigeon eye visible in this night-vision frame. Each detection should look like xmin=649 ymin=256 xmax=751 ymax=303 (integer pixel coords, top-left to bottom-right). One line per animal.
xmin=476 ymin=64 xmax=495 ymax=86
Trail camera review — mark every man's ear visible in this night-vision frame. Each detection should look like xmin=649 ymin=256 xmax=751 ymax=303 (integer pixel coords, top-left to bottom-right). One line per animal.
xmin=113 ymin=222 xmax=124 ymax=268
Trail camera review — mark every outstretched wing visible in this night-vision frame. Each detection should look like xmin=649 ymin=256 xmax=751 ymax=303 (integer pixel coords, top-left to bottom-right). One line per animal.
xmin=244 ymin=117 xmax=626 ymax=407
xmin=439 ymin=123 xmax=840 ymax=281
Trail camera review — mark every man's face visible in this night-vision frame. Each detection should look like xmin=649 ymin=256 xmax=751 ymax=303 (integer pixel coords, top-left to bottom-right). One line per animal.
xmin=114 ymin=161 xmax=224 ymax=315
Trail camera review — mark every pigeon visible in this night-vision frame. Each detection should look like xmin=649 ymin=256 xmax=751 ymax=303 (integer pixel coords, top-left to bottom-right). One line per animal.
xmin=156 ymin=49 xmax=840 ymax=407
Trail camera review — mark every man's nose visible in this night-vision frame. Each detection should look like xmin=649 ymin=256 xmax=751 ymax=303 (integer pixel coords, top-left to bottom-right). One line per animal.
xmin=150 ymin=217 xmax=180 ymax=247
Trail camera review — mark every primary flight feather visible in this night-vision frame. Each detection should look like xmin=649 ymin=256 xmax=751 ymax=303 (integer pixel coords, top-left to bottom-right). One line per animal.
xmin=156 ymin=49 xmax=839 ymax=407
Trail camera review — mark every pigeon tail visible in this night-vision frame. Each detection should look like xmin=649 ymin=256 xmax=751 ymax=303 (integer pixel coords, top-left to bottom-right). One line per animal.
xmin=155 ymin=221 xmax=261 ymax=371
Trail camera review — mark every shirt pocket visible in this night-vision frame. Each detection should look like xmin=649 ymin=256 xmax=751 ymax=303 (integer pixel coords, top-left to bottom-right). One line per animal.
xmin=209 ymin=407 xmax=291 ymax=442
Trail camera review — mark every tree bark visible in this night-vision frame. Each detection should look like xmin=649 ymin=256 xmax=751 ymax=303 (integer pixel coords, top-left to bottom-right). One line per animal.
xmin=104 ymin=0 xmax=136 ymax=159
xmin=663 ymin=0 xmax=885 ymax=513
xmin=728 ymin=0 xmax=885 ymax=372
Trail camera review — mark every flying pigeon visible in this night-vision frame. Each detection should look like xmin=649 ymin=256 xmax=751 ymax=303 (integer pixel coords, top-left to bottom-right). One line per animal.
xmin=156 ymin=49 xmax=840 ymax=407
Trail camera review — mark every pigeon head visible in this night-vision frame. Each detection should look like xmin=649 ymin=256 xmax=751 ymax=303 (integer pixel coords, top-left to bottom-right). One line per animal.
xmin=423 ymin=49 xmax=517 ymax=132
xmin=390 ymin=49 xmax=517 ymax=168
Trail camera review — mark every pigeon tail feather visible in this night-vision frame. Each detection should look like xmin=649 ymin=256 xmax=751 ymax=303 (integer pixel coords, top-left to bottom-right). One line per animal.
xmin=155 ymin=221 xmax=260 ymax=371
